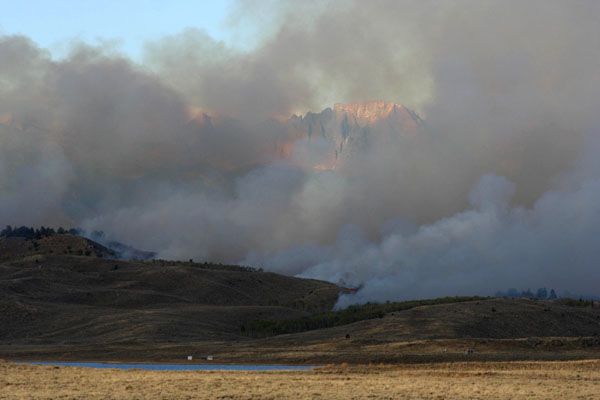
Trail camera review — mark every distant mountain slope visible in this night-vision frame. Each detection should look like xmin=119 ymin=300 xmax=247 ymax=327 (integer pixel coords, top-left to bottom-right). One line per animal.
xmin=186 ymin=101 xmax=425 ymax=171
xmin=285 ymin=101 xmax=424 ymax=169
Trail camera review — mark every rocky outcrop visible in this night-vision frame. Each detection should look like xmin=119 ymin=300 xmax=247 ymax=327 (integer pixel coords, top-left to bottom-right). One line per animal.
xmin=285 ymin=101 xmax=424 ymax=169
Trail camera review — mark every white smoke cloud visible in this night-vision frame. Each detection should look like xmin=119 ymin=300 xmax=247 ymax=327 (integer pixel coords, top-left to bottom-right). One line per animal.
xmin=258 ymin=174 xmax=600 ymax=305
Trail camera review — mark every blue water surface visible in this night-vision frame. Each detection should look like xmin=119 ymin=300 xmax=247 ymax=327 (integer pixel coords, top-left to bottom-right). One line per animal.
xmin=25 ymin=361 xmax=315 ymax=371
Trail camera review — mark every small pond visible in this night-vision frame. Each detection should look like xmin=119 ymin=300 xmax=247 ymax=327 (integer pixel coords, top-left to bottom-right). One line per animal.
xmin=25 ymin=361 xmax=315 ymax=371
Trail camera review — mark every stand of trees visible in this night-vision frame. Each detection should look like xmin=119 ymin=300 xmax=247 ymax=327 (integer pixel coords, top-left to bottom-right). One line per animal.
xmin=241 ymin=296 xmax=485 ymax=338
xmin=0 ymin=225 xmax=79 ymax=240
xmin=495 ymin=287 xmax=558 ymax=300
xmin=143 ymin=259 xmax=262 ymax=273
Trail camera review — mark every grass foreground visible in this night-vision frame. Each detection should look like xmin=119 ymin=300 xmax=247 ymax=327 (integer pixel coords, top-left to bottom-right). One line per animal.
xmin=2 ymin=359 xmax=600 ymax=399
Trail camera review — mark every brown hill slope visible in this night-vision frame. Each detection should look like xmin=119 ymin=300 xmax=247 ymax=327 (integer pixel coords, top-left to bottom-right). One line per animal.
xmin=265 ymin=298 xmax=600 ymax=346
xmin=0 ymin=235 xmax=116 ymax=261
xmin=0 ymin=237 xmax=340 ymax=344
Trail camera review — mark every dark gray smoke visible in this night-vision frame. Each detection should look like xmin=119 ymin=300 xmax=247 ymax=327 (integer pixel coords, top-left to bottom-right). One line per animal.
xmin=1 ymin=0 xmax=600 ymax=304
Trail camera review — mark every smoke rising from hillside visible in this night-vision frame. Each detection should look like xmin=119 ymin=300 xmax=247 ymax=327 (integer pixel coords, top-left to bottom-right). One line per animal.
xmin=1 ymin=1 xmax=600 ymax=303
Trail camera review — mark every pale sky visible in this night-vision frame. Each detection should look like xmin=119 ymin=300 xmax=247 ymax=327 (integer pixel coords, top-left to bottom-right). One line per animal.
xmin=0 ymin=0 xmax=233 ymax=58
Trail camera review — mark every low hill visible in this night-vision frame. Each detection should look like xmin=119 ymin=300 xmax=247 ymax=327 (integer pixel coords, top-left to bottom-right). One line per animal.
xmin=0 ymin=235 xmax=116 ymax=262
xmin=0 ymin=235 xmax=340 ymax=344
xmin=265 ymin=298 xmax=600 ymax=345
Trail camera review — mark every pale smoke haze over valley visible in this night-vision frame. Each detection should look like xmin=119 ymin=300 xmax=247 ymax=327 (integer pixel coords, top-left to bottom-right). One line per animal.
xmin=1 ymin=0 xmax=600 ymax=304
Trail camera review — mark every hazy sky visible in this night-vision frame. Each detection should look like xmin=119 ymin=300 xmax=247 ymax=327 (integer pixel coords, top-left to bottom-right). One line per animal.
xmin=0 ymin=0 xmax=232 ymax=58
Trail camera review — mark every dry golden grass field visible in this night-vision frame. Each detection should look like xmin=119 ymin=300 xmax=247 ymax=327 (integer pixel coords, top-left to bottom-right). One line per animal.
xmin=2 ymin=359 xmax=600 ymax=400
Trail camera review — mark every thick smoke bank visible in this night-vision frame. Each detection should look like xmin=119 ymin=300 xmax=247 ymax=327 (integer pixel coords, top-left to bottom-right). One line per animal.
xmin=1 ymin=1 xmax=600 ymax=303
xmin=259 ymin=175 xmax=600 ymax=306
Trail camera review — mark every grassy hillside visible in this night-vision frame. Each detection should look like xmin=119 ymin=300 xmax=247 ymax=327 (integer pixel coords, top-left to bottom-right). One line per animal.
xmin=262 ymin=298 xmax=600 ymax=346
xmin=0 ymin=235 xmax=116 ymax=261
xmin=241 ymin=296 xmax=486 ymax=337
xmin=0 ymin=235 xmax=340 ymax=343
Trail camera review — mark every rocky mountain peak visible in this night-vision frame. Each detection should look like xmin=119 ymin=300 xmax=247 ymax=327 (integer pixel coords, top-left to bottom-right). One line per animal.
xmin=333 ymin=101 xmax=405 ymax=123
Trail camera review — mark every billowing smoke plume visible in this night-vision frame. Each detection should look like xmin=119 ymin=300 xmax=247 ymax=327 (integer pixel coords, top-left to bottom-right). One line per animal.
xmin=1 ymin=0 xmax=600 ymax=303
